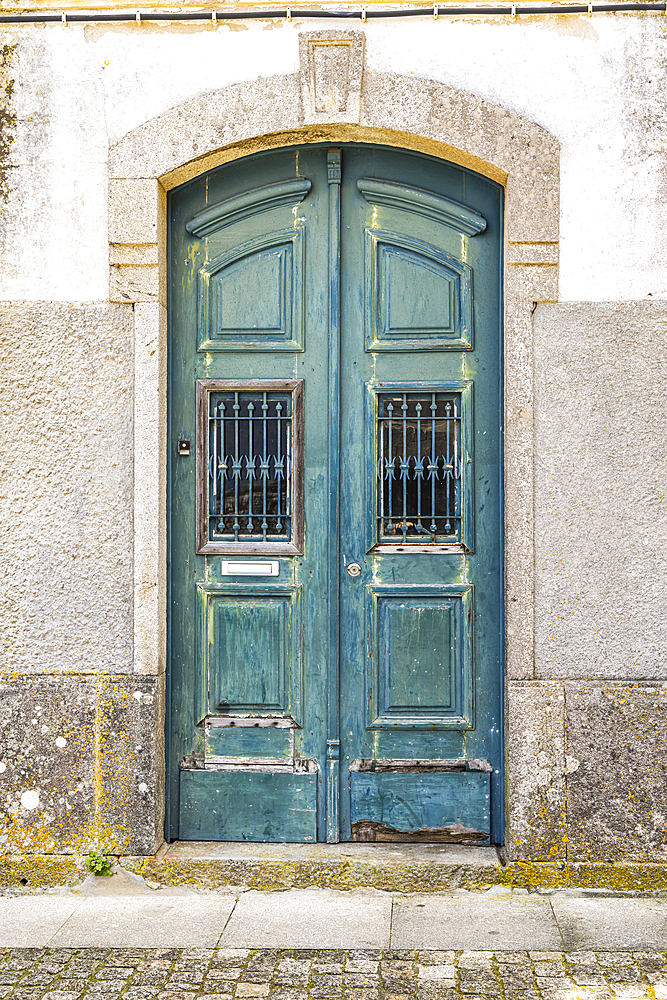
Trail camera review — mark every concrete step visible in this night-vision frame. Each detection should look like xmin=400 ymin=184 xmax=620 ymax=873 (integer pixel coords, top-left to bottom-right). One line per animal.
xmin=124 ymin=842 xmax=504 ymax=892
xmin=3 ymin=843 xmax=667 ymax=893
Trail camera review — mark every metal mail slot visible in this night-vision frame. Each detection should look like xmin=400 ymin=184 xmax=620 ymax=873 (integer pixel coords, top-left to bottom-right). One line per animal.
xmin=219 ymin=560 xmax=279 ymax=577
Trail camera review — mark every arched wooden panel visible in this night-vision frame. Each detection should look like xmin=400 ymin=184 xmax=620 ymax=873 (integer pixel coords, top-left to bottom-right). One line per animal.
xmin=366 ymin=230 xmax=472 ymax=351
xmin=198 ymin=229 xmax=305 ymax=352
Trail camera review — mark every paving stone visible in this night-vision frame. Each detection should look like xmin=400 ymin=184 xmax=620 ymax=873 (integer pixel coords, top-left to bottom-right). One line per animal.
xmin=605 ymin=968 xmax=643 ymax=982
xmin=533 ymin=959 xmax=564 ymax=973
xmin=415 ymin=990 xmax=458 ymax=1000
xmin=458 ymin=954 xmax=494 ymax=968
xmin=416 ymin=967 xmax=454 ymax=982
xmin=604 ymin=990 xmax=645 ymax=1000
xmin=157 ymin=992 xmax=199 ymax=1000
xmin=43 ymin=993 xmax=84 ymax=1000
xmin=392 ymin=897 xmax=561 ymax=951
xmin=267 ymin=992 xmax=309 ymax=1000
xmin=536 ymin=983 xmax=572 ymax=997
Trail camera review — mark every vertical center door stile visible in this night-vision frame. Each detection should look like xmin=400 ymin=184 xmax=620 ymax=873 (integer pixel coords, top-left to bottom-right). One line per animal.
xmin=326 ymin=148 xmax=342 ymax=843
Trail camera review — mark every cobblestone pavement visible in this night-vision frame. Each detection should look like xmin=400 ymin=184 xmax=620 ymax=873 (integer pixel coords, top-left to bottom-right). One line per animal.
xmin=0 ymin=948 xmax=665 ymax=1000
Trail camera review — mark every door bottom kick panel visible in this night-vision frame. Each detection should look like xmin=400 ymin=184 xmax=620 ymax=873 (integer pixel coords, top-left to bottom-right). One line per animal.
xmin=179 ymin=768 xmax=318 ymax=842
xmin=350 ymin=770 xmax=490 ymax=844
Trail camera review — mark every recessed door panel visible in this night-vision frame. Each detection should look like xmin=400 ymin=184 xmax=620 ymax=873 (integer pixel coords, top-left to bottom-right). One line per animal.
xmin=168 ymin=143 xmax=503 ymax=844
xmin=198 ymin=230 xmax=305 ymax=351
xmin=205 ymin=593 xmax=288 ymax=713
xmin=368 ymin=586 xmax=473 ymax=730
xmin=367 ymin=230 xmax=473 ymax=350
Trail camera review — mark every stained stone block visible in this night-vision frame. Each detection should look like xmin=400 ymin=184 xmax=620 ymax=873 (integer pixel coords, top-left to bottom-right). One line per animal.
xmin=506 ymin=681 xmax=567 ymax=861
xmin=0 ymin=674 xmax=162 ymax=855
xmin=565 ymin=681 xmax=667 ymax=862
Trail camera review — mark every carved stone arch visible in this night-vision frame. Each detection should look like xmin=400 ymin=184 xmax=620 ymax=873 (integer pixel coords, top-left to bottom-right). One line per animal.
xmin=113 ymin=52 xmax=560 ymax=851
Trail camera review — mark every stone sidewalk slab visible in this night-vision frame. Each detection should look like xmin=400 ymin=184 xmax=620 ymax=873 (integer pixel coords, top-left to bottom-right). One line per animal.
xmin=48 ymin=895 xmax=237 ymax=948
xmin=0 ymin=896 xmax=83 ymax=947
xmin=391 ymin=894 xmax=563 ymax=950
xmin=553 ymin=896 xmax=667 ymax=951
xmin=0 ymin=888 xmax=666 ymax=950
xmin=219 ymin=888 xmax=392 ymax=948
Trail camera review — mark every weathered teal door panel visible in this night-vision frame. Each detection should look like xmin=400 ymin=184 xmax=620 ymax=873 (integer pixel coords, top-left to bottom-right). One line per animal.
xmin=180 ymin=770 xmax=317 ymax=842
xmin=197 ymin=229 xmax=305 ymax=352
xmin=350 ymin=771 xmax=490 ymax=843
xmin=367 ymin=585 xmax=473 ymax=730
xmin=204 ymin=727 xmax=293 ymax=763
xmin=168 ymin=143 xmax=503 ymax=843
xmin=365 ymin=231 xmax=473 ymax=351
xmin=197 ymin=583 xmax=303 ymax=720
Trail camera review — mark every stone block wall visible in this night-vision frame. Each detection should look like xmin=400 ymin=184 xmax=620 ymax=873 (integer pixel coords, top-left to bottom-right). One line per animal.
xmin=506 ymin=303 xmax=667 ymax=862
xmin=0 ymin=302 xmax=163 ymax=855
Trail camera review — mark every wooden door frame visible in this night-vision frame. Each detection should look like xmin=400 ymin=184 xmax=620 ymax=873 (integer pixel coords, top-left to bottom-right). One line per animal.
xmin=107 ymin=42 xmax=560 ymax=852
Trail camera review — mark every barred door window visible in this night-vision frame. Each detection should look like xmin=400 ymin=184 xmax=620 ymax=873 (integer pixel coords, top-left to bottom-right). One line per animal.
xmin=196 ymin=379 xmax=304 ymax=555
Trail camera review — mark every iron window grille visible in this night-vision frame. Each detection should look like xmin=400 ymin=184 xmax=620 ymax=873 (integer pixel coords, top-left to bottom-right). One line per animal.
xmin=196 ymin=379 xmax=304 ymax=555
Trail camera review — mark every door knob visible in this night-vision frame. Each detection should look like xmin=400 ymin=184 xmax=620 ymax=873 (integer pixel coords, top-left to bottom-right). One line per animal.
xmin=347 ymin=563 xmax=362 ymax=577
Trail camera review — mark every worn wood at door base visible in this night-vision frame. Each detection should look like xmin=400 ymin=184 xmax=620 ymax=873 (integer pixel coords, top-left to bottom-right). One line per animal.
xmin=350 ymin=771 xmax=491 ymax=844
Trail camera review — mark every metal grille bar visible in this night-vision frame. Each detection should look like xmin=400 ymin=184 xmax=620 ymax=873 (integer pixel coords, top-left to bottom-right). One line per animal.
xmin=208 ymin=391 xmax=292 ymax=543
xmin=377 ymin=391 xmax=461 ymax=544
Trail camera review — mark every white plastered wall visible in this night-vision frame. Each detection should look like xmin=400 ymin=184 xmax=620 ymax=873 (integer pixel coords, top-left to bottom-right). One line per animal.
xmin=0 ymin=12 xmax=665 ymax=855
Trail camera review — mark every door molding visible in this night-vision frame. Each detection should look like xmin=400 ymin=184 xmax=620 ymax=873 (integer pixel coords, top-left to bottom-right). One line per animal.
xmin=110 ymin=55 xmax=560 ymax=845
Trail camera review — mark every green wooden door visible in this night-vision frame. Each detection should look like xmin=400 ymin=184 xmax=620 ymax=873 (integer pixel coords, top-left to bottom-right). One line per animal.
xmin=168 ymin=144 xmax=503 ymax=844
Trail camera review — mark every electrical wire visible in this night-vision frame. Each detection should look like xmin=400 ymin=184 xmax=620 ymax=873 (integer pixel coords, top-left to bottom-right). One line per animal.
xmin=0 ymin=2 xmax=664 ymax=23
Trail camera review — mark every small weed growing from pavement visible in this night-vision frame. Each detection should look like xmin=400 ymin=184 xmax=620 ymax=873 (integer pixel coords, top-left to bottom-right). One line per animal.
xmin=86 ymin=850 xmax=113 ymax=876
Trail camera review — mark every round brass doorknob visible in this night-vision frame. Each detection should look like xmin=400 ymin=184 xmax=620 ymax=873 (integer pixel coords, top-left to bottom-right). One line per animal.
xmin=347 ymin=563 xmax=362 ymax=577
